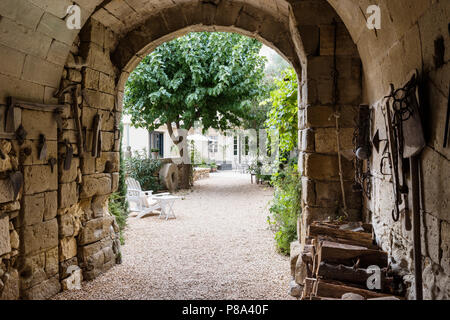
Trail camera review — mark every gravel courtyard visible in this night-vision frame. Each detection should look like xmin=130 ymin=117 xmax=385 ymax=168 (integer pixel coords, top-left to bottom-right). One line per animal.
xmin=53 ymin=171 xmax=292 ymax=300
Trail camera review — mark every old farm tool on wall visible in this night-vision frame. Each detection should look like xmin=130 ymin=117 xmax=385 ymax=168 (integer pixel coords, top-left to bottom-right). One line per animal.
xmin=63 ymin=139 xmax=74 ymax=171
xmin=71 ymin=85 xmax=85 ymax=157
xmin=9 ymin=171 xmax=23 ymax=200
xmin=91 ymin=113 xmax=102 ymax=158
xmin=385 ymin=70 xmax=426 ymax=300
xmin=38 ymin=134 xmax=48 ymax=161
xmin=444 ymin=87 xmax=450 ymax=148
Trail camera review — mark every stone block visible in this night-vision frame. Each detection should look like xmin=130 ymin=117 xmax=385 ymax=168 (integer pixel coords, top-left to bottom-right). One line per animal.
xmin=0 ymin=201 xmax=20 ymax=213
xmin=22 ymin=193 xmax=45 ymax=226
xmin=111 ymin=172 xmax=119 ymax=193
xmin=91 ymin=195 xmax=109 ymax=218
xmin=59 ymin=237 xmax=77 ymax=262
xmin=99 ymin=72 xmax=115 ymax=94
xmin=37 ymin=11 xmax=77 ymax=45
xmin=83 ymin=68 xmax=100 ymax=90
xmin=290 ymin=241 xmax=301 ymax=277
xmin=80 ymin=173 xmax=112 ymax=198
xmin=0 ymin=216 xmax=11 ymax=256
xmin=0 ymin=16 xmax=53 ymax=60
xmin=315 ymin=181 xmax=362 ymax=210
xmin=59 ymin=256 xmax=78 ymax=279
xmin=101 ymin=131 xmax=115 ymax=152
xmin=314 ymin=127 xmax=354 ymax=154
xmin=59 ymin=157 xmax=79 ymax=184
xmin=0 ymin=178 xmax=15 ymax=203
xmin=21 ymin=54 xmax=63 ymax=88
xmin=421 ymin=147 xmax=450 ymax=222
xmin=441 ymin=221 xmax=450 ymax=275
xmin=21 ymin=275 xmax=60 ymax=300
xmin=45 ymin=246 xmax=59 ymax=277
xmin=78 ymin=216 xmax=114 ymax=245
xmin=0 ymin=268 xmax=19 ymax=300
xmin=67 ymin=69 xmax=82 ymax=83
xmin=9 ymin=229 xmax=19 ymax=250
xmin=95 ymin=152 xmax=119 ymax=173
xmin=59 ymin=182 xmax=78 ymax=208
xmin=302 ymin=178 xmax=316 ymax=206
xmin=15 ymin=140 xmax=58 ymax=166
xmin=44 ymin=191 xmax=57 ymax=221
xmin=306 ymin=105 xmax=357 ymax=128
xmin=304 ymin=153 xmax=354 ymax=181
xmin=79 ymin=19 xmax=105 ymax=47
xmin=300 ymin=128 xmax=315 ymax=152
xmin=46 ymin=40 xmax=71 ymax=66
xmin=83 ymin=89 xmax=115 ymax=111
xmin=61 ymin=268 xmax=82 ymax=291
xmin=22 ymin=219 xmax=58 ymax=255
xmin=420 ymin=214 xmax=441 ymax=265
xmin=21 ymin=109 xmax=58 ymax=141
xmin=20 ymin=251 xmax=47 ymax=289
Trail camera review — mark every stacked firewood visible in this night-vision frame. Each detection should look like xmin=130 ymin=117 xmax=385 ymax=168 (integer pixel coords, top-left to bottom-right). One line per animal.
xmin=296 ymin=221 xmax=404 ymax=300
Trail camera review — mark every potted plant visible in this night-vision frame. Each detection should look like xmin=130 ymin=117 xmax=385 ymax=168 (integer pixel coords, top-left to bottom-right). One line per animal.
xmin=210 ymin=162 xmax=217 ymax=172
xmin=151 ymin=148 xmax=160 ymax=159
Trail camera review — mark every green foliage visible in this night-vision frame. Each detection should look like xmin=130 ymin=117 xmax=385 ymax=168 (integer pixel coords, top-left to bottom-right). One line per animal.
xmin=124 ymin=32 xmax=266 ymax=137
xmin=267 ymin=159 xmax=301 ymax=255
xmin=264 ymin=68 xmax=298 ymax=155
xmin=124 ymin=150 xmax=163 ymax=191
xmin=109 ymin=121 xmax=128 ymax=245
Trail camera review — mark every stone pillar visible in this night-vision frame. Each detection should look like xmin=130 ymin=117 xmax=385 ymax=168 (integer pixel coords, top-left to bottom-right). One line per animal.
xmin=57 ymin=20 xmax=122 ymax=283
xmin=293 ymin=1 xmax=363 ymax=245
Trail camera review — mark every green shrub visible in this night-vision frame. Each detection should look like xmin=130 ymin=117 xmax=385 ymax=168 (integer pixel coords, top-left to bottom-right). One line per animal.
xmin=109 ymin=121 xmax=128 ymax=245
xmin=124 ymin=150 xmax=163 ymax=191
xmin=109 ymin=192 xmax=128 ymax=245
xmin=267 ymin=160 xmax=301 ymax=255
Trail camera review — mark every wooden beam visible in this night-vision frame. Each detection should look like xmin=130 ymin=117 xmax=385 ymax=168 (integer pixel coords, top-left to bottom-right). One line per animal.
xmin=317 ymin=241 xmax=388 ymax=268
xmin=315 ymin=280 xmax=393 ymax=299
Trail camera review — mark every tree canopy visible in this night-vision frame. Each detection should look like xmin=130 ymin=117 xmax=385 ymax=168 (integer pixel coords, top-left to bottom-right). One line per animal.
xmin=124 ymin=32 xmax=266 ymax=143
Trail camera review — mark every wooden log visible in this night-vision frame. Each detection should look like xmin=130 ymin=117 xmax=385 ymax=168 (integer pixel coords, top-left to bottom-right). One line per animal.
xmin=317 ymin=262 xmax=386 ymax=285
xmin=308 ymin=225 xmax=374 ymax=248
xmin=315 ymin=280 xmax=393 ymax=299
xmin=317 ymin=241 xmax=388 ymax=268
xmin=316 ymin=234 xmax=379 ymax=250
xmin=301 ymin=278 xmax=316 ymax=299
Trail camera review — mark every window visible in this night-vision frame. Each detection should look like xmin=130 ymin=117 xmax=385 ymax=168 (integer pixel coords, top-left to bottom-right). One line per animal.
xmin=151 ymin=132 xmax=164 ymax=157
xmin=244 ymin=136 xmax=249 ymax=156
xmin=233 ymin=136 xmax=238 ymax=156
xmin=208 ymin=136 xmax=218 ymax=153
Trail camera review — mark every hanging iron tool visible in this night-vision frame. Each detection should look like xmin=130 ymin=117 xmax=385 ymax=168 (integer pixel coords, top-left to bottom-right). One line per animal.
xmin=384 ymin=70 xmax=425 ymax=300
xmin=444 ymin=87 xmax=450 ymax=148
xmin=38 ymin=134 xmax=48 ymax=161
xmin=330 ymin=19 xmax=348 ymax=218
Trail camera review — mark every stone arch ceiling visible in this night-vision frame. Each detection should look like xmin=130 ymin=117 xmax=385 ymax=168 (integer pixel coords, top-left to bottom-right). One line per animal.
xmin=0 ymin=0 xmax=445 ymax=105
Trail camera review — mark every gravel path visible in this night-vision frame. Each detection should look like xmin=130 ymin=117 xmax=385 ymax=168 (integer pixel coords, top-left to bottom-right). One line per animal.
xmin=53 ymin=172 xmax=292 ymax=300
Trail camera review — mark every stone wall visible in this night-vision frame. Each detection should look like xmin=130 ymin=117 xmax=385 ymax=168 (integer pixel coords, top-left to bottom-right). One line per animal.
xmin=323 ymin=0 xmax=450 ymax=299
xmin=292 ymin=0 xmax=363 ymax=245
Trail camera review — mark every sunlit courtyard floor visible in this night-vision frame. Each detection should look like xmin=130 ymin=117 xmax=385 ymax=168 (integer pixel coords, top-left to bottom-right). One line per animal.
xmin=53 ymin=171 xmax=292 ymax=300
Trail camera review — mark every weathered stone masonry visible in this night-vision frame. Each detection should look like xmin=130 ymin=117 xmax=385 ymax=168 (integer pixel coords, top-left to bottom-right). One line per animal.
xmin=0 ymin=0 xmax=449 ymax=300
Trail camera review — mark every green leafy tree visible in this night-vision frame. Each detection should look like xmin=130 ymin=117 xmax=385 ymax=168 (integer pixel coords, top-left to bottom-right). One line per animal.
xmin=264 ymin=68 xmax=298 ymax=155
xmin=124 ymin=32 xmax=266 ymax=154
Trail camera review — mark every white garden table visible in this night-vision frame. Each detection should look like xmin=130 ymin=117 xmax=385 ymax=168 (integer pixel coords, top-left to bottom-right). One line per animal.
xmin=154 ymin=195 xmax=180 ymax=220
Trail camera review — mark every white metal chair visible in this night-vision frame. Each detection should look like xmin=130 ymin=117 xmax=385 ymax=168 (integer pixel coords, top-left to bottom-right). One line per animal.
xmin=125 ymin=177 xmax=170 ymax=218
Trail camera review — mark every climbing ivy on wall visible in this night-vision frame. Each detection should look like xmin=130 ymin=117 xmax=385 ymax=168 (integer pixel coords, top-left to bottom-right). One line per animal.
xmin=109 ymin=122 xmax=129 ymax=244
